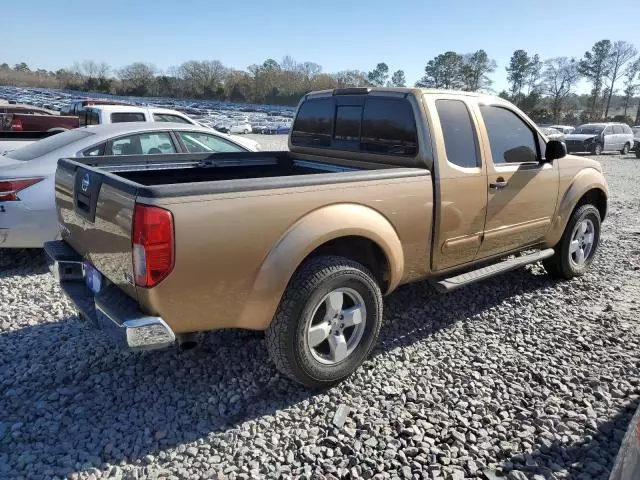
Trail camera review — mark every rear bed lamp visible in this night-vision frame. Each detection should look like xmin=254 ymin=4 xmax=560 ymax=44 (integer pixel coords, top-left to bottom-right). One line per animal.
xmin=132 ymin=204 xmax=174 ymax=287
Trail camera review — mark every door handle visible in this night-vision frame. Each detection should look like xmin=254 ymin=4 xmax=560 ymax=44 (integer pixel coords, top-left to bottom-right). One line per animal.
xmin=489 ymin=177 xmax=507 ymax=190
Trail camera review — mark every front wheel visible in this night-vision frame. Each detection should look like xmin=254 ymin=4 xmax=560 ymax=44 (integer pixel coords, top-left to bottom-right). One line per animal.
xmin=621 ymin=143 xmax=630 ymax=155
xmin=591 ymin=143 xmax=603 ymax=155
xmin=265 ymin=255 xmax=383 ymax=388
xmin=543 ymin=204 xmax=601 ymax=279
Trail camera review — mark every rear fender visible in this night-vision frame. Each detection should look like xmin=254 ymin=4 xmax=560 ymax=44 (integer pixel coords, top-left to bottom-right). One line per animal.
xmin=237 ymin=203 xmax=404 ymax=330
xmin=546 ymin=168 xmax=608 ymax=247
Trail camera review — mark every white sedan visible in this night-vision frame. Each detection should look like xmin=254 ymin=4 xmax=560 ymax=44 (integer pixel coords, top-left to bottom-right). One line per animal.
xmin=0 ymin=122 xmax=258 ymax=248
xmin=228 ymin=122 xmax=253 ymax=134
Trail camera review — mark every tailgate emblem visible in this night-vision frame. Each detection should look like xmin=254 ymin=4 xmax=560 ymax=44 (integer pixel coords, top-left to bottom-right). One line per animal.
xmin=81 ymin=173 xmax=90 ymax=192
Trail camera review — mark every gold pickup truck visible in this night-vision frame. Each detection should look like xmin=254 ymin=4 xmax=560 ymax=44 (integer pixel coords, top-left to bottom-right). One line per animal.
xmin=46 ymin=88 xmax=608 ymax=387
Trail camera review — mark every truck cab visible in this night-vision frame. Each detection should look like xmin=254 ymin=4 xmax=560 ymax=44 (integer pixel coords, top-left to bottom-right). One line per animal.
xmin=79 ymin=105 xmax=198 ymax=127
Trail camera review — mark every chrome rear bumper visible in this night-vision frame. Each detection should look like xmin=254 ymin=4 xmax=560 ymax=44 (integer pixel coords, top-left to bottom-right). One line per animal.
xmin=44 ymin=240 xmax=175 ymax=350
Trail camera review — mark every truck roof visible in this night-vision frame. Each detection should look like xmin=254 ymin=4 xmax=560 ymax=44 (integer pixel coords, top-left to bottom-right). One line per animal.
xmin=304 ymin=87 xmax=502 ymax=105
xmin=85 ymin=105 xmax=189 ymax=115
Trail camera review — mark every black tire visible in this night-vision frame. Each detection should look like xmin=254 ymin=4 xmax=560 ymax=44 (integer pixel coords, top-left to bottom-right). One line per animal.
xmin=636 ymin=148 xmax=640 ymax=159
xmin=621 ymin=143 xmax=630 ymax=155
xmin=265 ymin=255 xmax=383 ymax=388
xmin=543 ymin=204 xmax=601 ymax=279
xmin=591 ymin=143 xmax=603 ymax=155
xmin=243 ymin=129 xmax=249 ymax=134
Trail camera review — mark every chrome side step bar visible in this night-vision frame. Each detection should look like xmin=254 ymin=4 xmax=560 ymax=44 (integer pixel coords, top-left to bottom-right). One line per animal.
xmin=433 ymin=248 xmax=555 ymax=293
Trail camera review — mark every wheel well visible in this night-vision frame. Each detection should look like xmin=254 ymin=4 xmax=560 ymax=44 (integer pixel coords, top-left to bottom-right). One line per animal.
xmin=576 ymin=188 xmax=607 ymax=221
xmin=305 ymin=236 xmax=390 ymax=290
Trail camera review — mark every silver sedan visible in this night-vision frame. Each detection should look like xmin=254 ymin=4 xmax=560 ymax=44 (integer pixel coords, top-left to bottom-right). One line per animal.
xmin=0 ymin=122 xmax=258 ymax=248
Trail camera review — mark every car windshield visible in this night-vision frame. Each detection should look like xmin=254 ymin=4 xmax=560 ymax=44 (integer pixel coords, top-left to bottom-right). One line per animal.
xmin=5 ymin=130 xmax=94 ymax=161
xmin=574 ymin=125 xmax=603 ymax=135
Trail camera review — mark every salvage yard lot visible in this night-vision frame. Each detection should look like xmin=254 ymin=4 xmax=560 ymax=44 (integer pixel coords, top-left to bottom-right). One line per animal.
xmin=1 ymin=149 xmax=639 ymax=479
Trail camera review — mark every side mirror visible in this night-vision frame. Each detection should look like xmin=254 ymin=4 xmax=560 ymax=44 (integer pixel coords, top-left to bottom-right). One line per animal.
xmin=545 ymin=140 xmax=566 ymax=162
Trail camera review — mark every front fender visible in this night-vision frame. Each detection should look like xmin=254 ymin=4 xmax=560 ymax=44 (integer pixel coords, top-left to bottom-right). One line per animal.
xmin=546 ymin=167 xmax=608 ymax=247
xmin=236 ymin=203 xmax=404 ymax=330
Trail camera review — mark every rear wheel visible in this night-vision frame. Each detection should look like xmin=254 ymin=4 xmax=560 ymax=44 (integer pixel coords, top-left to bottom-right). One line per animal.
xmin=243 ymin=129 xmax=249 ymax=134
xmin=621 ymin=143 xmax=630 ymax=155
xmin=543 ymin=204 xmax=601 ymax=279
xmin=265 ymin=255 xmax=383 ymax=388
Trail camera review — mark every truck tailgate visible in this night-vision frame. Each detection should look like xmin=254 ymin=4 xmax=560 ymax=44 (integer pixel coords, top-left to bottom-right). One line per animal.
xmin=55 ymin=161 xmax=138 ymax=299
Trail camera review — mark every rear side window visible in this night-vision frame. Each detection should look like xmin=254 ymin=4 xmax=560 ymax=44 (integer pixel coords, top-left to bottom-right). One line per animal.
xmin=622 ymin=125 xmax=632 ymax=134
xmin=613 ymin=125 xmax=623 ymax=134
xmin=435 ymin=99 xmax=478 ymax=168
xmin=153 ymin=113 xmax=192 ymax=124
xmin=292 ymin=99 xmax=333 ymax=146
xmin=111 ymin=112 xmax=146 ymax=123
xmin=361 ymin=99 xmax=417 ymax=156
xmin=83 ymin=143 xmax=105 ymax=156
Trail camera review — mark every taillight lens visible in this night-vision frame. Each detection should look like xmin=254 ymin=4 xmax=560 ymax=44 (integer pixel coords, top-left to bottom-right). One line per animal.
xmin=0 ymin=178 xmax=44 ymax=202
xmin=10 ymin=117 xmax=23 ymax=132
xmin=132 ymin=204 xmax=174 ymax=287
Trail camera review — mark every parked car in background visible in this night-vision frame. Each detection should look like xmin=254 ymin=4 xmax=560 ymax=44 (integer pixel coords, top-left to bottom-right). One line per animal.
xmin=228 ymin=121 xmax=253 ymax=134
xmin=0 ymin=104 xmax=58 ymax=116
xmin=1 ymin=112 xmax=79 ymax=133
xmin=549 ymin=125 xmax=575 ymax=135
xmin=541 ymin=127 xmax=565 ymax=142
xmin=60 ymin=99 xmax=131 ymax=116
xmin=0 ymin=123 xmax=257 ymax=248
xmin=46 ymin=87 xmax=607 ymax=387
xmin=564 ymin=123 xmax=634 ymax=155
xmin=79 ymin=105 xmax=198 ymax=126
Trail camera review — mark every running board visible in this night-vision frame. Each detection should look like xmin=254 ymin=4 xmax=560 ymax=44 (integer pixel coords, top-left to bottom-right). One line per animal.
xmin=433 ymin=248 xmax=555 ymax=293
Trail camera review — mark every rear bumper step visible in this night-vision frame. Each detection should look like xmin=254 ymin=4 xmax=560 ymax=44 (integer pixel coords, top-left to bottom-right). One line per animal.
xmin=44 ymin=240 xmax=175 ymax=350
xmin=433 ymin=248 xmax=555 ymax=293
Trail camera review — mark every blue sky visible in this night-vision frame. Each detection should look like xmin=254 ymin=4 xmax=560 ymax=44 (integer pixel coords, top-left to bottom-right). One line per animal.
xmin=3 ymin=0 xmax=639 ymax=93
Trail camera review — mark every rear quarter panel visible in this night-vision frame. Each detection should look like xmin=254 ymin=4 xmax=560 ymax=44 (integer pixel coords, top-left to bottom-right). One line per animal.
xmin=138 ymin=174 xmax=434 ymax=333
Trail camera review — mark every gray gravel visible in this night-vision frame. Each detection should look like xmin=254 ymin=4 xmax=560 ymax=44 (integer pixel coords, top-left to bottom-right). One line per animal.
xmin=1 ymin=152 xmax=639 ymax=480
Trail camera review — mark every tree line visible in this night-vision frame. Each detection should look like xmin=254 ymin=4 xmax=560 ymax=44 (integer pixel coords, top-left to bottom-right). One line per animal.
xmin=1 ymin=38 xmax=639 ymax=124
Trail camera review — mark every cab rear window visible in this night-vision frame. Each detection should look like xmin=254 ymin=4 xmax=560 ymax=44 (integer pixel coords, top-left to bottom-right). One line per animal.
xmin=292 ymin=96 xmax=418 ymax=156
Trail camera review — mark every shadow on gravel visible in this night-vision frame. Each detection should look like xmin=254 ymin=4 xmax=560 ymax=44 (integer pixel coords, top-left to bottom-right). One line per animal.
xmin=498 ymin=398 xmax=639 ymax=480
xmin=0 ymin=248 xmax=48 ymax=278
xmin=375 ymin=265 xmax=557 ymax=355
xmin=0 ymin=253 xmax=559 ymax=476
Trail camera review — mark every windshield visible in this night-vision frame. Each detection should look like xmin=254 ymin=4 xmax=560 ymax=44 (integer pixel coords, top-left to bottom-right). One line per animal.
xmin=5 ymin=130 xmax=93 ymax=161
xmin=573 ymin=125 xmax=603 ymax=135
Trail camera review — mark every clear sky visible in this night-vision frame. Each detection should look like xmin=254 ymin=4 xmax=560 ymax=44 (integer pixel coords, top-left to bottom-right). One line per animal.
xmin=3 ymin=0 xmax=639 ymax=93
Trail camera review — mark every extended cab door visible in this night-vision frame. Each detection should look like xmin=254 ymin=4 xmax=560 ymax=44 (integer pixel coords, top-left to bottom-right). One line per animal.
xmin=425 ymin=94 xmax=488 ymax=271
xmin=475 ymin=103 xmax=559 ymax=258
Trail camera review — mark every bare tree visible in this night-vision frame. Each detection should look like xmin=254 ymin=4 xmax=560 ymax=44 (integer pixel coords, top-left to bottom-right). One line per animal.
xmin=543 ymin=58 xmax=581 ymax=123
xmin=118 ymin=62 xmax=157 ymax=95
xmin=622 ymin=57 xmax=640 ymax=117
xmin=178 ymin=60 xmax=227 ymax=97
xmin=603 ymin=41 xmax=637 ymax=118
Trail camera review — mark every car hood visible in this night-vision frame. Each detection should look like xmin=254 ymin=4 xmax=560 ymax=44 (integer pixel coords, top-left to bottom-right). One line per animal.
xmin=565 ymin=134 xmax=598 ymax=141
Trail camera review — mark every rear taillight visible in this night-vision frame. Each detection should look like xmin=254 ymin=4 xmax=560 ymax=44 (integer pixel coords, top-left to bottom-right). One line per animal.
xmin=10 ymin=117 xmax=23 ymax=132
xmin=132 ymin=204 xmax=174 ymax=287
xmin=0 ymin=178 xmax=43 ymax=202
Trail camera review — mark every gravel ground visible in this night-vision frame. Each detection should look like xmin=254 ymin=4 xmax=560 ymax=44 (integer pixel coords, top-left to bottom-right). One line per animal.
xmin=1 ymin=152 xmax=639 ymax=480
